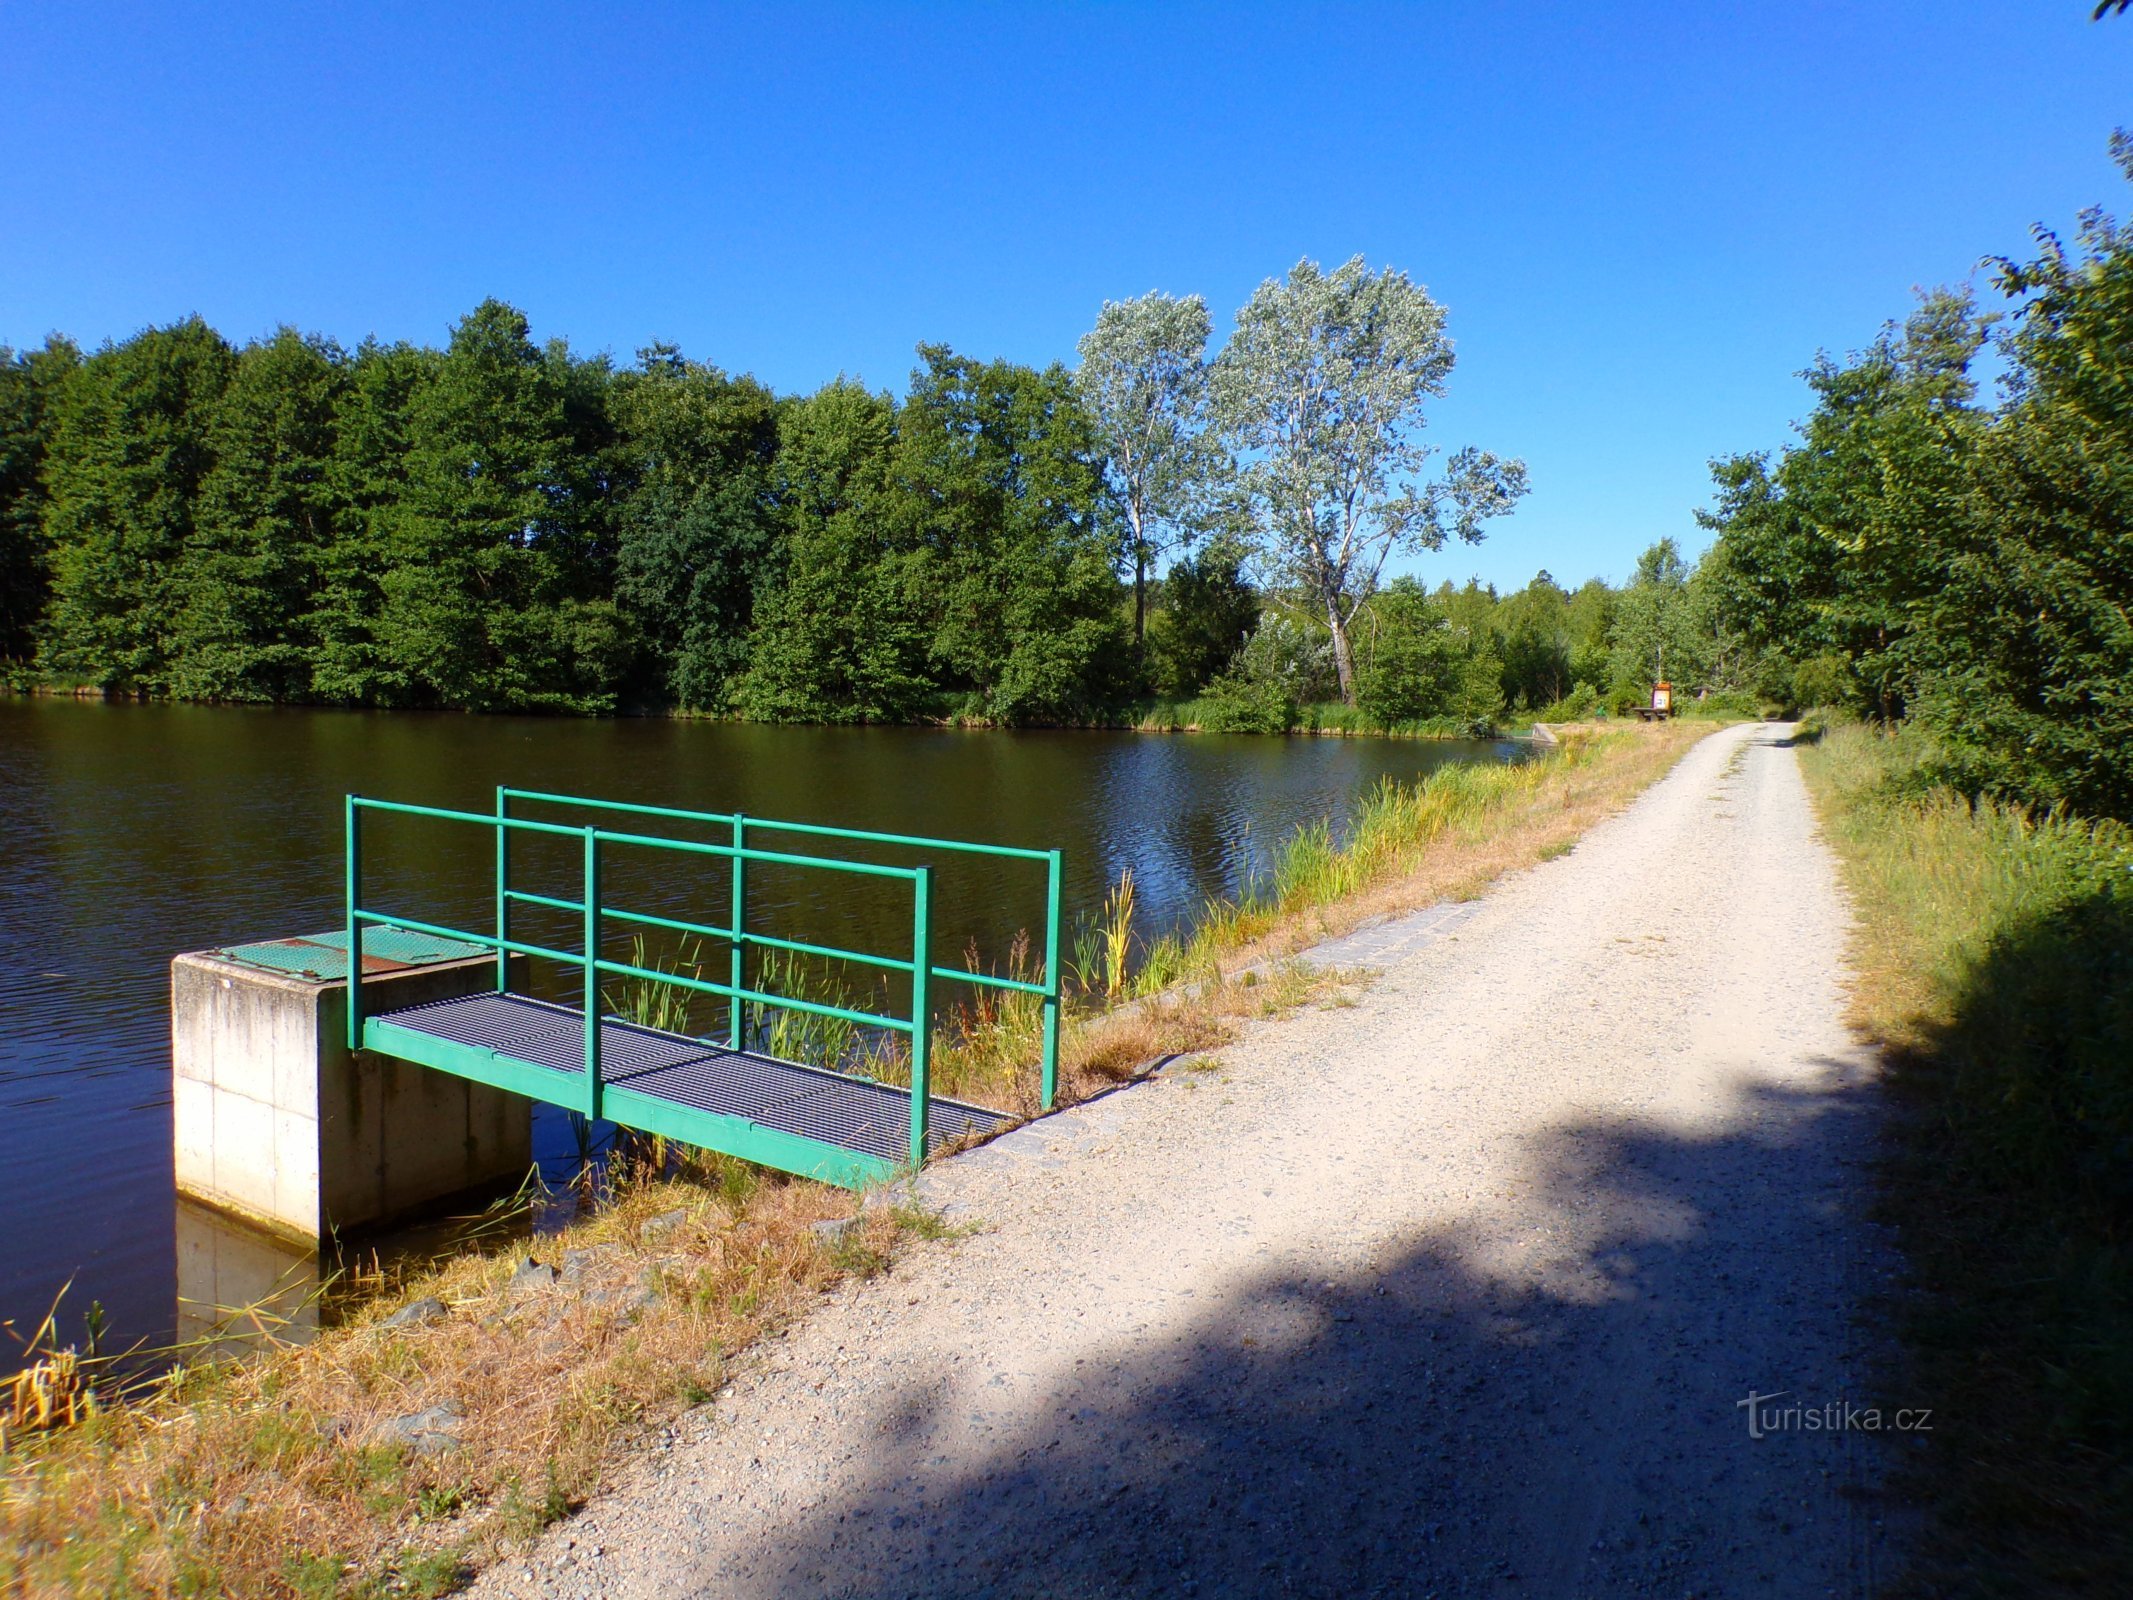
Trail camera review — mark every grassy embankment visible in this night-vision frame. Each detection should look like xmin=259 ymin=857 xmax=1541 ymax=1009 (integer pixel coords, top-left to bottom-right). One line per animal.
xmin=0 ymin=720 xmax=1709 ymax=1599
xmin=1798 ymin=718 xmax=2133 ymax=1596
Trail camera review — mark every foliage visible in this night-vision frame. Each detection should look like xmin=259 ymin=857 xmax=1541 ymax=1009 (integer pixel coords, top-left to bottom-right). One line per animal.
xmin=1194 ymin=670 xmax=1297 ymax=734
xmin=1694 ymin=141 xmax=2133 ymax=818
xmin=1209 ymin=255 xmax=1528 ymax=703
xmin=610 ymin=346 xmax=780 ymax=710
xmin=0 ymin=271 xmax=1797 ymax=738
xmin=37 ymin=316 xmax=236 ymax=690
xmin=0 ymin=337 xmax=79 ymax=664
xmin=1074 ymin=291 xmax=1228 ymax=653
xmin=1146 ymin=536 xmax=1259 ymax=697
xmin=1352 ymin=578 xmax=1503 ymax=728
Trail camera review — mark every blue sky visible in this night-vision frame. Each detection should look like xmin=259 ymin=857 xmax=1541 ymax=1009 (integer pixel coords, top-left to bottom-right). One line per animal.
xmin=2 ymin=3 xmax=2127 ymax=590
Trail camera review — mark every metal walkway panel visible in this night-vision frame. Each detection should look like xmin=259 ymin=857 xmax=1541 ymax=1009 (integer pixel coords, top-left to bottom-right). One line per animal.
xmin=376 ymin=992 xmax=724 ymax=1078
xmin=370 ymin=990 xmax=1009 ymax=1165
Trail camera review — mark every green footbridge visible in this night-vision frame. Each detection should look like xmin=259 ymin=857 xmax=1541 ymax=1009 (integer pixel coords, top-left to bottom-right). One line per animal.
xmin=344 ymin=789 xmax=1063 ymax=1189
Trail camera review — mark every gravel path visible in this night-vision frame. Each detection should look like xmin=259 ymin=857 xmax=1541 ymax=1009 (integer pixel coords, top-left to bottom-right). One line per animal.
xmin=476 ymin=723 xmax=1902 ymax=1598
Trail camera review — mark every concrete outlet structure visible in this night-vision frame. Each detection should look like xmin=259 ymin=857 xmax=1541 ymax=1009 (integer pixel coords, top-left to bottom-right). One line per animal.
xmin=172 ymin=944 xmax=532 ymax=1243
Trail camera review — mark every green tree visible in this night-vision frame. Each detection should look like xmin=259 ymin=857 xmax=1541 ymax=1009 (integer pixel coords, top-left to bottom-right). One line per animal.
xmin=0 ymin=337 xmax=79 ymax=664
xmin=1696 ymin=291 xmax=1988 ymax=717
xmin=1354 ymin=577 xmax=1503 ymax=726
xmin=739 ymin=380 xmax=937 ymax=722
xmin=1606 ymin=538 xmax=1702 ymax=700
xmin=1210 ymin=256 xmax=1528 ymax=703
xmin=1910 ymin=145 xmax=2133 ymax=814
xmin=1074 ymin=291 xmax=1226 ymax=650
xmin=897 ymin=345 xmax=1124 ymax=722
xmin=309 ymin=339 xmax=436 ymax=703
xmin=370 ymin=300 xmax=623 ymax=711
xmin=38 ymin=318 xmax=235 ymax=689
xmin=611 ymin=345 xmax=780 ymax=709
xmin=1495 ymin=571 xmax=1573 ymax=709
xmin=170 ymin=329 xmax=349 ymax=700
xmin=1148 ymin=537 xmax=1260 ymax=697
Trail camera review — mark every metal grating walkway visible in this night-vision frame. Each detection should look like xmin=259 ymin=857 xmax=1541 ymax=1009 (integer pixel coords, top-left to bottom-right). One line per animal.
xmin=371 ymin=991 xmax=1008 ymax=1165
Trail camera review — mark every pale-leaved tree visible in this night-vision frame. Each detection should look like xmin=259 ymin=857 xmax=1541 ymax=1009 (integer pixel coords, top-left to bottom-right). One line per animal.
xmin=1075 ymin=291 xmax=1227 ymax=646
xmin=1211 ymin=256 xmax=1528 ymax=702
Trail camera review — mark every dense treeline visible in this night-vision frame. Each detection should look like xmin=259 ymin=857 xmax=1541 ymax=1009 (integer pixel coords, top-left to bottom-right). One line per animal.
xmin=6 ymin=261 xmax=1684 ymax=729
xmin=41 ymin=208 xmax=2125 ymax=747
xmin=1689 ymin=137 xmax=2133 ymax=819
xmin=0 ymin=308 xmax=1128 ymax=721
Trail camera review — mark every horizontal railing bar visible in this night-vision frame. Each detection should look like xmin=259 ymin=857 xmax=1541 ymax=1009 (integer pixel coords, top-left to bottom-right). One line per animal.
xmin=350 ymin=797 xmax=921 ymax=881
xmin=590 ymin=958 xmax=914 ymax=1034
xmin=600 ymin=905 xmax=734 ymax=942
xmin=351 ymin=909 xmax=916 ymax=1036
xmin=930 ymin=967 xmax=1049 ymax=996
xmin=593 ymin=826 xmax=923 ymax=881
xmin=508 ymin=893 xmax=918 ymax=977
xmin=766 ymin=818 xmax=1053 ymax=864
xmin=353 ymin=910 xmax=580 ymax=969
xmin=501 ymin=788 xmax=1052 ymax=863
xmin=739 ymin=927 xmax=916 ymax=973
xmin=503 ymin=888 xmax=581 ymax=914
xmin=355 ymin=799 xmax=585 ymax=838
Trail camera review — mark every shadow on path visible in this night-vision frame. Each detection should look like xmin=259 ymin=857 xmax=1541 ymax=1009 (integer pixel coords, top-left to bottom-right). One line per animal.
xmin=690 ymin=1061 xmax=1901 ymax=1599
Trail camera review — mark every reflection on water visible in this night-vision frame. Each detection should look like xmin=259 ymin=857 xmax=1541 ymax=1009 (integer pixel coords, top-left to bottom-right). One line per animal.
xmin=0 ymin=696 xmax=1529 ymax=1358
xmin=173 ymin=1199 xmax=320 ymax=1363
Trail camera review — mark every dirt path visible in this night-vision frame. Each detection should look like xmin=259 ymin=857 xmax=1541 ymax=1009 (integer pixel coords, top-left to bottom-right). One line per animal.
xmin=476 ymin=723 xmax=1902 ymax=1599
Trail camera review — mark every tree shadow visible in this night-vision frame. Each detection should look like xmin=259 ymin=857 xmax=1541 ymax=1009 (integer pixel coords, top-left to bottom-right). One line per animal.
xmin=671 ymin=1061 xmax=1907 ymax=1598
xmin=1875 ymin=871 xmax=2133 ymax=1592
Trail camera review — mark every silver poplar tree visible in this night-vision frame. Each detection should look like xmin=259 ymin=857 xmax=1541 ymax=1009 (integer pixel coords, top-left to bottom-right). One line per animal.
xmin=1074 ymin=291 xmax=1225 ymax=647
xmin=1211 ymin=256 xmax=1529 ymax=703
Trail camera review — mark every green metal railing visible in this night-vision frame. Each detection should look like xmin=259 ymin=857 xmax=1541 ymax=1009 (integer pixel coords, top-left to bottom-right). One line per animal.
xmin=494 ymin=789 xmax=1064 ymax=1110
xmin=343 ymin=790 xmax=1064 ymax=1171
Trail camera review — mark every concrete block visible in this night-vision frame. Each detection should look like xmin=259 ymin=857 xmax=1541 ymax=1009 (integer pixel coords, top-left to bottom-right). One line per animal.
xmin=211 ymin=1084 xmax=279 ymax=1221
xmin=171 ymin=948 xmax=531 ymax=1242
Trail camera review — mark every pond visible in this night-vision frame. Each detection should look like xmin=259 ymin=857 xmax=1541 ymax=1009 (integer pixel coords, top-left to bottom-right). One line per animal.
xmin=0 ymin=696 xmax=1527 ymax=1358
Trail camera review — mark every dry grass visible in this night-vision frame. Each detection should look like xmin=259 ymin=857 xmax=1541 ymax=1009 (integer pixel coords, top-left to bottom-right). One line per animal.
xmin=0 ymin=1166 xmax=913 ymax=1599
xmin=0 ymin=720 xmax=1711 ymax=1599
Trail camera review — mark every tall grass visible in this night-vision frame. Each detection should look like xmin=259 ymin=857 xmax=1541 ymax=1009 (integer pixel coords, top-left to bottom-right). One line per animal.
xmin=1121 ymin=699 xmax=1496 ymax=739
xmin=1801 ymin=719 xmax=2133 ymax=1595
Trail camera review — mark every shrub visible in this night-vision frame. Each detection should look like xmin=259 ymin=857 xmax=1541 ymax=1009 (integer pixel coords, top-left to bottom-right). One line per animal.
xmin=1194 ymin=672 xmax=1296 ymax=733
xmin=1791 ymin=652 xmax=1856 ymax=710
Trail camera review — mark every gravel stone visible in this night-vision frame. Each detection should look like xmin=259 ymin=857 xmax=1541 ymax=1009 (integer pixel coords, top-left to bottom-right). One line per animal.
xmin=382 ymin=1295 xmax=447 ymax=1327
xmin=508 ymin=1258 xmax=559 ymax=1295
xmin=640 ymin=1208 xmax=689 ymax=1243
xmin=376 ymin=1402 xmax=464 ymax=1457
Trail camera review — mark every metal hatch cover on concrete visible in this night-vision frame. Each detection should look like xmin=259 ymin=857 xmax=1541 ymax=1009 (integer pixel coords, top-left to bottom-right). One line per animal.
xmin=213 ymin=928 xmax=492 ymax=982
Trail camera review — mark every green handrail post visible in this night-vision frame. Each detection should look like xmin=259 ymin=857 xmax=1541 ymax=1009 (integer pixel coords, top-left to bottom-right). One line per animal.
xmin=345 ymin=793 xmax=363 ymax=1052
xmin=1041 ymin=848 xmax=1062 ymax=1110
xmin=909 ymin=864 xmax=933 ymax=1170
xmin=494 ymin=785 xmax=510 ymax=994
xmin=729 ymin=812 xmax=746 ymax=1050
xmin=582 ymin=826 xmax=602 ymax=1122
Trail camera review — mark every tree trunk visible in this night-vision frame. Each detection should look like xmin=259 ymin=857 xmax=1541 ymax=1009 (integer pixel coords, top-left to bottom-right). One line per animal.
xmin=1133 ymin=544 xmax=1147 ymax=647
xmin=1326 ymin=594 xmax=1358 ymax=705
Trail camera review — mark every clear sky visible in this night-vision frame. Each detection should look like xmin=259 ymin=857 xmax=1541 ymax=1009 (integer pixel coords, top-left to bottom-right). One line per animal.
xmin=2 ymin=3 xmax=2127 ymax=590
